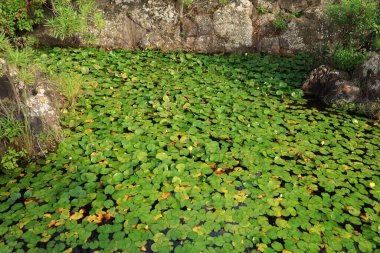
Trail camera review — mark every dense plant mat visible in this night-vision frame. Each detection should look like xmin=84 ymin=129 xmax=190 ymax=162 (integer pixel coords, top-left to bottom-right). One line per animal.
xmin=0 ymin=48 xmax=379 ymax=252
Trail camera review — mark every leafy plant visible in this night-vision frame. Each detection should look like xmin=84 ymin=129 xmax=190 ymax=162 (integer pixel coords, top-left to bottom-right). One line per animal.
xmin=0 ymin=147 xmax=27 ymax=171
xmin=256 ymin=4 xmax=269 ymax=15
xmin=273 ymin=16 xmax=287 ymax=30
xmin=332 ymin=44 xmax=367 ymax=72
xmin=0 ymin=116 xmax=24 ymax=143
xmin=0 ymin=0 xmax=45 ymax=37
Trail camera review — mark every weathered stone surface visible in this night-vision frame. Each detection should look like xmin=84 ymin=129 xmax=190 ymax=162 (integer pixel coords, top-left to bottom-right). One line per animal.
xmin=32 ymin=0 xmax=341 ymax=55
xmin=257 ymin=37 xmax=280 ymax=55
xmin=129 ymin=0 xmax=179 ymax=32
xmin=182 ymin=17 xmax=197 ymax=37
xmin=279 ymin=0 xmax=321 ymax=12
xmin=213 ymin=0 xmax=254 ymax=51
xmin=355 ymin=52 xmax=380 ymax=79
xmin=279 ymin=21 xmax=306 ymax=52
xmin=253 ymin=0 xmax=280 ymax=14
xmin=195 ymin=14 xmax=214 ymax=36
xmin=254 ymin=13 xmax=277 ymax=38
xmin=93 ymin=12 xmax=146 ymax=49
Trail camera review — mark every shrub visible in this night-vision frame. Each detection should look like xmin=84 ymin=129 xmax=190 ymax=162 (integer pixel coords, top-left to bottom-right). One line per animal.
xmin=0 ymin=0 xmax=45 ymax=38
xmin=46 ymin=0 xmax=105 ymax=42
xmin=332 ymin=44 xmax=367 ymax=72
xmin=0 ymin=0 xmax=104 ymax=42
xmin=326 ymin=0 xmax=379 ymax=71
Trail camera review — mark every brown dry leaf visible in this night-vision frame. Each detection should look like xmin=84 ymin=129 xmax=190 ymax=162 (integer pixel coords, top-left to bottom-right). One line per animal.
xmin=121 ymin=73 xmax=127 ymax=79
xmin=24 ymin=198 xmax=36 ymax=205
xmin=56 ymin=208 xmax=67 ymax=213
xmin=158 ymin=192 xmax=171 ymax=201
xmin=125 ymin=194 xmax=135 ymax=200
xmin=214 ymin=168 xmax=224 ymax=175
xmin=48 ymin=220 xmax=57 ymax=227
xmin=208 ymin=163 xmax=216 ymax=169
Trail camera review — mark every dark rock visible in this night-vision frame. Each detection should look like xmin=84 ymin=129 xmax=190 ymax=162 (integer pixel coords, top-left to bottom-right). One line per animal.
xmin=0 ymin=77 xmax=12 ymax=99
xmin=302 ymin=65 xmax=380 ymax=120
xmin=302 ymin=65 xmax=358 ymax=104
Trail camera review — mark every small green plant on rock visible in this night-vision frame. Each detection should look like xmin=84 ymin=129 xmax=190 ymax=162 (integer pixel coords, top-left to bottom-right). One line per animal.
xmin=256 ymin=4 xmax=269 ymax=15
xmin=273 ymin=16 xmax=287 ymax=30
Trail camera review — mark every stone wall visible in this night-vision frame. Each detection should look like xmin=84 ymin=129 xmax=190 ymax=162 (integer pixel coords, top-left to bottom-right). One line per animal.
xmin=36 ymin=0 xmax=336 ymax=55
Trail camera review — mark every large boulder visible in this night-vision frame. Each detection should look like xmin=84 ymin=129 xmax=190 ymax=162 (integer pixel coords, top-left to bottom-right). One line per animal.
xmin=302 ymin=65 xmax=380 ymax=120
xmin=213 ymin=0 xmax=254 ymax=52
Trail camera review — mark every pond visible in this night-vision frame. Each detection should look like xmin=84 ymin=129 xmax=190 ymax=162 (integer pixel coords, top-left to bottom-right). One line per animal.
xmin=0 ymin=48 xmax=379 ymax=252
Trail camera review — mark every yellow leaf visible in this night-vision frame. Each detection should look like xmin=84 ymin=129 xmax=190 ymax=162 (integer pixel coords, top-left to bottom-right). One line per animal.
xmin=87 ymin=215 xmax=102 ymax=224
xmin=121 ymin=73 xmax=127 ymax=79
xmin=70 ymin=209 xmax=84 ymax=220
xmin=84 ymin=119 xmax=94 ymax=123
xmin=370 ymin=182 xmax=376 ymax=188
xmin=44 ymin=213 xmax=52 ymax=218
xmin=257 ymin=243 xmax=267 ymax=252
xmin=192 ymin=172 xmax=202 ymax=178
xmin=154 ymin=214 xmax=163 ymax=220
xmin=192 ymin=226 xmax=204 ymax=235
